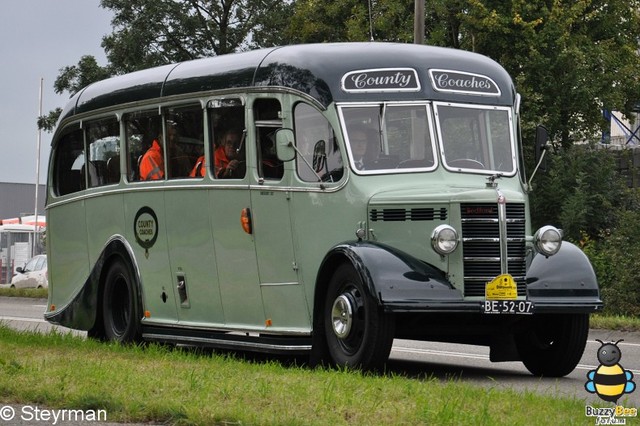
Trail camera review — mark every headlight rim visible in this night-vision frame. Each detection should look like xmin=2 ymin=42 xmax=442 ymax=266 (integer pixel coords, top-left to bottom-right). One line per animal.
xmin=431 ymin=224 xmax=459 ymax=255
xmin=534 ymin=225 xmax=563 ymax=257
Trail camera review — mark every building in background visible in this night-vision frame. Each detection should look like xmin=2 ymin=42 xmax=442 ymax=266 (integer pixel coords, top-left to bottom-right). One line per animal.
xmin=0 ymin=182 xmax=46 ymax=283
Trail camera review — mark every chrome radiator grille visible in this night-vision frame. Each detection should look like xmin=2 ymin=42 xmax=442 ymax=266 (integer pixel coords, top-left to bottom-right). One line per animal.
xmin=460 ymin=203 xmax=526 ymax=297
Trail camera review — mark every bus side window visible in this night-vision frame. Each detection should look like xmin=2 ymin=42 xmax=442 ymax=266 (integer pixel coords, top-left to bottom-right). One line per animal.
xmin=165 ymin=105 xmax=204 ymax=179
xmin=86 ymin=117 xmax=120 ymax=187
xmin=124 ymin=111 xmax=162 ymax=182
xmin=208 ymin=99 xmax=246 ymax=180
xmin=294 ymin=103 xmax=343 ymax=182
xmin=52 ymin=126 xmax=85 ymax=196
xmin=254 ymin=99 xmax=283 ymax=180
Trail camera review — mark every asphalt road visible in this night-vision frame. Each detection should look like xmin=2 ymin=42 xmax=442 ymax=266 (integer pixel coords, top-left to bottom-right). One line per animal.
xmin=1 ymin=296 xmax=639 ymax=420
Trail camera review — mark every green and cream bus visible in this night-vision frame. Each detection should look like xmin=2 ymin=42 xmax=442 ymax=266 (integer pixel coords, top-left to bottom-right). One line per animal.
xmin=45 ymin=42 xmax=602 ymax=375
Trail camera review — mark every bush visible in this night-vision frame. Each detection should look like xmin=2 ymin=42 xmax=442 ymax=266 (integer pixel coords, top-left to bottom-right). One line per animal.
xmin=530 ymin=144 xmax=640 ymax=315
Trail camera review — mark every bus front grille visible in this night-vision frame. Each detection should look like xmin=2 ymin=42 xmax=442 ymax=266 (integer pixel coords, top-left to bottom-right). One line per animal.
xmin=460 ymin=203 xmax=526 ymax=297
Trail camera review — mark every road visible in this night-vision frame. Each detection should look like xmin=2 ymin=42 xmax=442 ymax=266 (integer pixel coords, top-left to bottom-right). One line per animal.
xmin=1 ymin=296 xmax=639 ymax=409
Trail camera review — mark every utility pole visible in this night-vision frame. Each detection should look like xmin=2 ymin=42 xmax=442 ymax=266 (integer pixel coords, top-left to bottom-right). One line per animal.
xmin=33 ymin=78 xmax=43 ymax=258
xmin=414 ymin=0 xmax=425 ymax=44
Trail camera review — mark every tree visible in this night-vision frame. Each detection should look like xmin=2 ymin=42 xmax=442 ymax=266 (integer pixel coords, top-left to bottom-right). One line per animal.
xmin=39 ymin=55 xmax=112 ymax=131
xmin=286 ymin=0 xmax=415 ymax=43
xmin=41 ymin=0 xmax=294 ymax=130
xmin=461 ymin=0 xmax=640 ymax=148
xmin=101 ymin=0 xmax=294 ymax=74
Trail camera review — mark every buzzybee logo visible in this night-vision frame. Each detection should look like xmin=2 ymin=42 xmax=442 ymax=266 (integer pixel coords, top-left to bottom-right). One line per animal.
xmin=585 ymin=340 xmax=635 ymax=403
xmin=584 ymin=339 xmax=637 ymax=425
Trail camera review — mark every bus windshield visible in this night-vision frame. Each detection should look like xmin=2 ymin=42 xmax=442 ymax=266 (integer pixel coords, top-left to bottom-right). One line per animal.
xmin=340 ymin=102 xmax=516 ymax=175
xmin=340 ymin=103 xmax=436 ymax=173
xmin=434 ymin=103 xmax=516 ymax=174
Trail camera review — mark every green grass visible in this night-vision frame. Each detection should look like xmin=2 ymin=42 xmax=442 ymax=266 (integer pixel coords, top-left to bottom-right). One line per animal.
xmin=0 ymin=287 xmax=48 ymax=299
xmin=0 ymin=326 xmax=604 ymax=425
xmin=590 ymin=313 xmax=640 ymax=332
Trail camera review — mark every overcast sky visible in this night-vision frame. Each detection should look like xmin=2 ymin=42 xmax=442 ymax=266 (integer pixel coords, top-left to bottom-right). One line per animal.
xmin=0 ymin=0 xmax=113 ymax=184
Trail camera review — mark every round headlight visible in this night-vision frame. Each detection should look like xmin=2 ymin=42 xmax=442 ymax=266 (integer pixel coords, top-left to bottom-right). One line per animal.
xmin=431 ymin=225 xmax=459 ymax=255
xmin=534 ymin=225 xmax=562 ymax=256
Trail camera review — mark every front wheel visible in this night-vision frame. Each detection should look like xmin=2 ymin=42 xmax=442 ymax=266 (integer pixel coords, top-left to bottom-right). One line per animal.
xmin=515 ymin=313 xmax=589 ymax=377
xmin=102 ymin=259 xmax=141 ymax=343
xmin=323 ymin=264 xmax=394 ymax=370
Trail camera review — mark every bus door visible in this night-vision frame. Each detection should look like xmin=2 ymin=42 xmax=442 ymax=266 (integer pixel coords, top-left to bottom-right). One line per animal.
xmin=123 ymin=110 xmax=178 ymax=323
xmin=248 ymin=98 xmax=311 ymax=332
xmin=206 ymin=99 xmax=266 ymax=329
xmin=159 ymin=105 xmax=226 ymax=326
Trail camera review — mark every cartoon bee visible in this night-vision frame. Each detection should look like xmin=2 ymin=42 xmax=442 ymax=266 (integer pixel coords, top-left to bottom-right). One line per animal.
xmin=585 ymin=339 xmax=636 ymax=403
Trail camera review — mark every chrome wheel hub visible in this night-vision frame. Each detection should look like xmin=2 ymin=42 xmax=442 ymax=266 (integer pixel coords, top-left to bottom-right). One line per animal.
xmin=331 ymin=294 xmax=353 ymax=339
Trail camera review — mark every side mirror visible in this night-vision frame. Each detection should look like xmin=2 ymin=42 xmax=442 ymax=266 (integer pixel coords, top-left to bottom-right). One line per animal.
xmin=528 ymin=125 xmax=550 ymax=186
xmin=534 ymin=125 xmax=549 ymax=165
xmin=275 ymin=128 xmax=296 ymax=162
xmin=16 ymin=267 xmax=24 ymax=274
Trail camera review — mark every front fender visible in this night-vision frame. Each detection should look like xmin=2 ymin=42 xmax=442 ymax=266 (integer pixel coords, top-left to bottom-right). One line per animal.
xmin=319 ymin=241 xmax=462 ymax=309
xmin=526 ymin=241 xmax=603 ymax=309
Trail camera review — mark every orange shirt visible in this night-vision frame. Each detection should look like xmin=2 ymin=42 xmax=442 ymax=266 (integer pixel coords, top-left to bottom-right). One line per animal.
xmin=140 ymin=140 xmax=164 ymax=180
xmin=189 ymin=155 xmax=205 ymax=177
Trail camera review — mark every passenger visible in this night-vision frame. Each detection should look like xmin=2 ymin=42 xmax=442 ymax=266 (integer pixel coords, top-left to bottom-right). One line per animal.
xmin=139 ymin=124 xmax=177 ymax=180
xmin=189 ymin=128 xmax=245 ymax=178
xmin=214 ymin=128 xmax=245 ymax=178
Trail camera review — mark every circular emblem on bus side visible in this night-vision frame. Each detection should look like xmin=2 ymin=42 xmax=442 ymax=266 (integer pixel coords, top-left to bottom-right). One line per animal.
xmin=134 ymin=206 xmax=159 ymax=251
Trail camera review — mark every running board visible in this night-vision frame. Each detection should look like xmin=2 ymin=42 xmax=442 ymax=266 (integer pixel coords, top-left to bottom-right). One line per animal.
xmin=141 ymin=325 xmax=312 ymax=355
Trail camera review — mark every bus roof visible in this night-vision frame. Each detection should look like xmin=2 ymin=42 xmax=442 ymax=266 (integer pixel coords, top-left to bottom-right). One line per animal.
xmin=58 ymin=43 xmax=515 ymax=125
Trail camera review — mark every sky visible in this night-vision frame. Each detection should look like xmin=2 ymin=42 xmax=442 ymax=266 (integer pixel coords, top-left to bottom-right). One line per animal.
xmin=0 ymin=0 xmax=113 ymax=184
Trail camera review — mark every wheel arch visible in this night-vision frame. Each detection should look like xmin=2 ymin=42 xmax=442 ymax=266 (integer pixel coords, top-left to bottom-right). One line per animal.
xmin=526 ymin=241 xmax=602 ymax=304
xmin=314 ymin=241 xmax=456 ymax=318
xmin=44 ymin=235 xmax=142 ymax=331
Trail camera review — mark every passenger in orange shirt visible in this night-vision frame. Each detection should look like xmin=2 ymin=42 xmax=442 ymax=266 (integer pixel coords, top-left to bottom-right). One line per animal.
xmin=190 ymin=128 xmax=244 ymax=178
xmin=140 ymin=125 xmax=177 ymax=180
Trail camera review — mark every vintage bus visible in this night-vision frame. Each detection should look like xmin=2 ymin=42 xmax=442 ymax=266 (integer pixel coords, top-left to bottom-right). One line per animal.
xmin=44 ymin=42 xmax=602 ymax=376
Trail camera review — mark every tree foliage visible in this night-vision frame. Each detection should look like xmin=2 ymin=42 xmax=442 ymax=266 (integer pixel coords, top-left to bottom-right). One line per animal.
xmin=101 ymin=0 xmax=293 ymax=74
xmin=42 ymin=0 xmax=293 ymax=127
xmin=46 ymin=0 xmax=640 ymax=145
xmin=462 ymin=0 xmax=640 ymax=147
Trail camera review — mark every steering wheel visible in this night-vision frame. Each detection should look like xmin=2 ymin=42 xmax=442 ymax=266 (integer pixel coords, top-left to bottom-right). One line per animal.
xmin=447 ymin=158 xmax=485 ymax=169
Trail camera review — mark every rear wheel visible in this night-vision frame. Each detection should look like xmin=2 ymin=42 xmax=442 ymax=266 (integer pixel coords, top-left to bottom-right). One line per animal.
xmin=515 ymin=313 xmax=588 ymax=377
xmin=102 ymin=259 xmax=141 ymax=343
xmin=323 ymin=263 xmax=394 ymax=370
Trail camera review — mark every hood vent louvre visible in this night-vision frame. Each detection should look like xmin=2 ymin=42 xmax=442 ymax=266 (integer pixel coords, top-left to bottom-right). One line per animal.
xmin=370 ymin=207 xmax=447 ymax=222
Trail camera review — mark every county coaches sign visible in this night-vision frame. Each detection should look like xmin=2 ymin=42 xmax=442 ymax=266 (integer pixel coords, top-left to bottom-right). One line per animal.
xmin=342 ymin=68 xmax=421 ymax=93
xmin=429 ymin=69 xmax=501 ymax=96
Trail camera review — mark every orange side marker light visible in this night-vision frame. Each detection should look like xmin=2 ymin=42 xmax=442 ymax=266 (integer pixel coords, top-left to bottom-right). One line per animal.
xmin=241 ymin=208 xmax=252 ymax=234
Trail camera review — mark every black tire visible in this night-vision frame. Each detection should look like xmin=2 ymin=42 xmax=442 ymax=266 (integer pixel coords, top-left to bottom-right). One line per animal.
xmin=102 ymin=259 xmax=141 ymax=343
xmin=515 ymin=313 xmax=589 ymax=377
xmin=323 ymin=263 xmax=394 ymax=370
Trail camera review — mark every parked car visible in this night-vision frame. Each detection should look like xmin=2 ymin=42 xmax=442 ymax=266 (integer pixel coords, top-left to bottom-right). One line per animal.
xmin=9 ymin=255 xmax=48 ymax=289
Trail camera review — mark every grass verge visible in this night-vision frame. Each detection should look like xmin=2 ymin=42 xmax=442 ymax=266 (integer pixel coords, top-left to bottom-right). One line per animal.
xmin=0 ymin=326 xmax=603 ymax=425
xmin=0 ymin=288 xmax=48 ymax=299
xmin=590 ymin=313 xmax=640 ymax=332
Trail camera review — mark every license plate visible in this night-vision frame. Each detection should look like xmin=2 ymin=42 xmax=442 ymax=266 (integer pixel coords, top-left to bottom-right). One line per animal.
xmin=482 ymin=300 xmax=534 ymax=315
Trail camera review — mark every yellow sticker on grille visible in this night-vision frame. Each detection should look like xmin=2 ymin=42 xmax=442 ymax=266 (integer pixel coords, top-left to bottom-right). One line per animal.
xmin=485 ymin=274 xmax=517 ymax=300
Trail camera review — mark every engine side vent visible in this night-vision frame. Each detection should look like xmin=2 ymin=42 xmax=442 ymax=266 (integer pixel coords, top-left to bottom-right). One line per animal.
xmin=370 ymin=207 xmax=447 ymax=222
